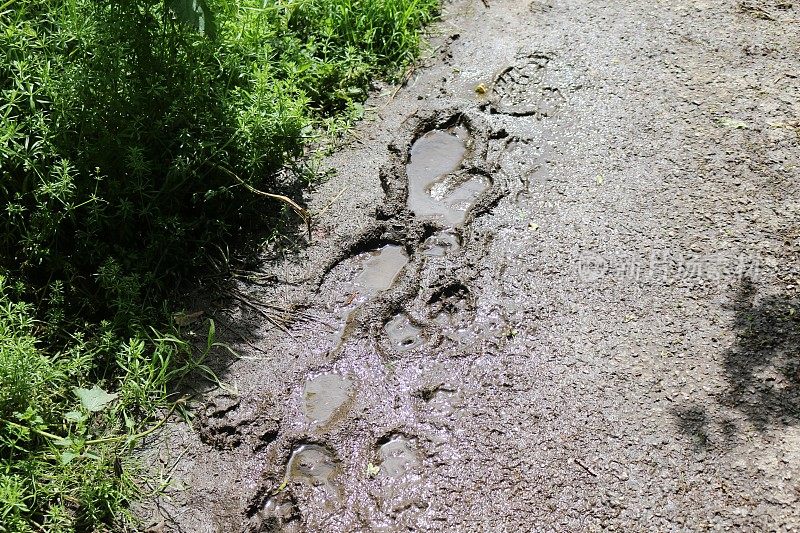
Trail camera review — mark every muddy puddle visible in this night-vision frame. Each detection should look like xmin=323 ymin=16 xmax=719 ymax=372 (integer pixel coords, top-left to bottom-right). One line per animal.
xmin=407 ymin=126 xmax=488 ymax=226
xmin=353 ymin=245 xmax=408 ymax=295
xmin=302 ymin=374 xmax=353 ymax=427
xmin=286 ymin=444 xmax=343 ymax=503
xmin=378 ymin=436 xmax=421 ymax=478
xmin=328 ymin=245 xmax=408 ymax=346
xmin=384 ymin=314 xmax=424 ymax=352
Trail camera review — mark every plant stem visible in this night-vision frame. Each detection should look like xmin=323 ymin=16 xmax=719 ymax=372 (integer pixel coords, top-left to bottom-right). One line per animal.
xmin=1 ymin=401 xmax=181 ymax=448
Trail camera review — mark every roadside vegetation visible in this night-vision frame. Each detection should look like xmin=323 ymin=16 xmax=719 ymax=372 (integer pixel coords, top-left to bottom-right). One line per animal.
xmin=0 ymin=0 xmax=438 ymax=529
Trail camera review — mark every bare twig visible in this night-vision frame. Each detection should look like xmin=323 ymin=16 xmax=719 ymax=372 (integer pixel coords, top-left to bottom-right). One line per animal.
xmin=388 ymin=66 xmax=419 ymax=103
xmin=315 ymin=186 xmax=348 ymax=219
xmin=214 ymin=164 xmax=312 ymax=240
xmin=738 ymin=1 xmax=776 ymax=20
xmin=573 ymin=458 xmax=598 ymax=477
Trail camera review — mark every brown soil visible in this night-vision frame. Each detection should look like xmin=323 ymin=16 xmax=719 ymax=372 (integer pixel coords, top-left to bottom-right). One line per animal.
xmin=137 ymin=0 xmax=800 ymax=530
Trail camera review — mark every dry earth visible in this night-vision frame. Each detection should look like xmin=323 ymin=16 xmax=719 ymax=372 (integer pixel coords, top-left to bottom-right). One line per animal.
xmin=139 ymin=0 xmax=800 ymax=530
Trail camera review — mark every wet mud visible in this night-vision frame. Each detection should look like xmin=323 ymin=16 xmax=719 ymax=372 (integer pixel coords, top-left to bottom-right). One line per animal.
xmin=406 ymin=124 xmax=488 ymax=226
xmin=302 ymin=374 xmax=353 ymax=427
xmin=140 ymin=0 xmax=800 ymax=531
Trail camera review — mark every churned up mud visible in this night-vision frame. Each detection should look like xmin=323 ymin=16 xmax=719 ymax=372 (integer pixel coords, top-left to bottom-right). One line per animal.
xmin=139 ymin=0 xmax=800 ymax=530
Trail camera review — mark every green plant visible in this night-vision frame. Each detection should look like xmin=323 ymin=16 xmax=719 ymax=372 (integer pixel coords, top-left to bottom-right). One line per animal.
xmin=0 ymin=277 xmax=226 ymax=530
xmin=0 ymin=0 xmax=439 ymax=529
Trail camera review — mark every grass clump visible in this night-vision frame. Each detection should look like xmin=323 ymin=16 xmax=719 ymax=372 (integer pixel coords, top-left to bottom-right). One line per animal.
xmin=0 ymin=0 xmax=438 ymax=530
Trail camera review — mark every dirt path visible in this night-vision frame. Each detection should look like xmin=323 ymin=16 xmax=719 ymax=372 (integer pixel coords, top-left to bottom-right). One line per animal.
xmin=141 ymin=0 xmax=800 ymax=530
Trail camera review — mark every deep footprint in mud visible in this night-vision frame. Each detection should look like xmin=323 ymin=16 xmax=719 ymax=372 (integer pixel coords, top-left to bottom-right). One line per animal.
xmin=302 ymin=373 xmax=354 ymax=427
xmin=329 ymin=245 xmax=408 ymax=346
xmin=253 ymin=493 xmax=301 ymax=533
xmin=378 ymin=436 xmax=422 ymax=478
xmin=424 ymin=387 xmax=463 ymax=418
xmin=354 ymin=245 xmax=408 ymax=294
xmin=406 ymin=126 xmax=488 ymax=226
xmin=286 ymin=444 xmax=343 ymax=503
xmin=384 ymin=314 xmax=425 ymax=352
xmin=424 ymin=282 xmax=483 ymax=347
xmin=429 ymin=283 xmax=474 ymax=320
xmin=421 ymin=229 xmax=461 ymax=257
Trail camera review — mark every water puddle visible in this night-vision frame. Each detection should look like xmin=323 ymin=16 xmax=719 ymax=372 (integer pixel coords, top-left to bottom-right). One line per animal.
xmin=378 ymin=436 xmax=421 ymax=478
xmin=328 ymin=245 xmax=408 ymax=347
xmin=408 ymin=126 xmax=468 ymax=183
xmin=302 ymin=373 xmax=353 ymax=426
xmin=407 ymin=126 xmax=487 ymax=226
xmin=286 ymin=444 xmax=343 ymax=502
xmin=384 ymin=314 xmax=424 ymax=352
xmin=354 ymin=245 xmax=408 ymax=296
xmin=422 ymin=229 xmax=461 ymax=257
xmin=431 ymin=177 xmax=487 ymax=215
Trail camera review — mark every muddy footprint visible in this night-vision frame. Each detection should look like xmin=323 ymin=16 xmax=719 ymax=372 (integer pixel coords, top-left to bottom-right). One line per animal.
xmin=249 ymin=492 xmax=301 ymax=533
xmin=381 ymin=313 xmax=425 ymax=356
xmin=328 ymin=244 xmax=409 ymax=347
xmin=302 ymin=373 xmax=354 ymax=428
xmin=491 ymin=53 xmax=565 ymax=117
xmin=406 ymin=125 xmax=489 ymax=227
xmin=377 ymin=435 xmax=422 ymax=478
xmin=285 ymin=444 xmax=344 ymax=505
xmin=421 ymin=229 xmax=461 ymax=257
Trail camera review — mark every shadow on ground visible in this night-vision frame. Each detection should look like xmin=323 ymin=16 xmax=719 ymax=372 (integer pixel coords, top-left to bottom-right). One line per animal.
xmin=170 ymin=188 xmax=315 ymax=396
xmin=673 ymin=278 xmax=800 ymax=447
xmin=721 ymin=278 xmax=800 ymax=429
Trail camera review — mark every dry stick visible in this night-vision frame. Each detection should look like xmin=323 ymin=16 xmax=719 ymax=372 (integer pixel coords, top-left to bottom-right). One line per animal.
xmin=574 ymin=458 xmax=598 ymax=477
xmin=237 ymin=293 xmax=302 ymax=315
xmin=214 ymin=164 xmax=312 ymax=240
xmin=232 ymin=271 xmax=303 ymax=288
xmin=315 ymin=185 xmax=348 ymax=219
xmin=388 ymin=66 xmax=419 ymax=103
xmin=235 ymin=291 xmax=293 ymax=324
xmin=741 ymin=6 xmax=775 ymax=20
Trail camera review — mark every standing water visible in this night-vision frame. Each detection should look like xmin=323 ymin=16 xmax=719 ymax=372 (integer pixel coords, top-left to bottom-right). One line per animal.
xmin=406 ymin=126 xmax=487 ymax=226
